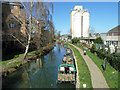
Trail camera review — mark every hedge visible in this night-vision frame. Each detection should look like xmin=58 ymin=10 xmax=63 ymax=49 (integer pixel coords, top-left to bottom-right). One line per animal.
xmin=90 ymin=48 xmax=120 ymax=71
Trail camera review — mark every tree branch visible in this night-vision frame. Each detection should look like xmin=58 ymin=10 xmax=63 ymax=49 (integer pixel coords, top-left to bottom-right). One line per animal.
xmin=10 ymin=34 xmax=26 ymax=47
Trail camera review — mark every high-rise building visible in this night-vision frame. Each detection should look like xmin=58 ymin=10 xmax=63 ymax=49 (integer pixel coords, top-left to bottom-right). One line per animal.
xmin=70 ymin=6 xmax=89 ymax=39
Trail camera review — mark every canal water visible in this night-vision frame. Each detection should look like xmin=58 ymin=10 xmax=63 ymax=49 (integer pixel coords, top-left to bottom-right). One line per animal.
xmin=2 ymin=43 xmax=75 ymax=88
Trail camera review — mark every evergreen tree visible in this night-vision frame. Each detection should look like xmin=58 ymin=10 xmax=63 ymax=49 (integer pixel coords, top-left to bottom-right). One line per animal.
xmin=94 ymin=37 xmax=104 ymax=44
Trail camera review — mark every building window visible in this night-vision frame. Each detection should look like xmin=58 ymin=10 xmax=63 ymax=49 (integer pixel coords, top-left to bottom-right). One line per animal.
xmin=19 ymin=24 xmax=21 ymax=28
xmin=10 ymin=23 xmax=15 ymax=28
xmin=10 ymin=5 xmax=14 ymax=9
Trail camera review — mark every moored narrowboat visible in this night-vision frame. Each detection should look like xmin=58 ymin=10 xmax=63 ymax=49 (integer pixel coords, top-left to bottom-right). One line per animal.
xmin=57 ymin=47 xmax=76 ymax=84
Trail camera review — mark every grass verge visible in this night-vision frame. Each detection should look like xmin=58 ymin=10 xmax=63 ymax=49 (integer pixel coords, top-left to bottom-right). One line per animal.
xmin=0 ymin=53 xmax=24 ymax=65
xmin=67 ymin=43 xmax=92 ymax=88
xmin=1 ymin=44 xmax=54 ymax=76
xmin=74 ymin=44 xmax=118 ymax=88
xmin=1 ymin=44 xmax=54 ymax=66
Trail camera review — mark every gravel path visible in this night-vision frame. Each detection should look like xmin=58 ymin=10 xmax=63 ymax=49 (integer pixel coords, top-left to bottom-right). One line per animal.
xmin=70 ymin=43 xmax=109 ymax=88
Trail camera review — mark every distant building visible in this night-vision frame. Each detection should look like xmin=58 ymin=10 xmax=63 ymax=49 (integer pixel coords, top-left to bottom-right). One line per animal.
xmin=70 ymin=6 xmax=90 ymax=39
xmin=107 ymin=25 xmax=120 ymax=36
xmin=100 ymin=25 xmax=120 ymax=47
xmin=100 ymin=25 xmax=120 ymax=54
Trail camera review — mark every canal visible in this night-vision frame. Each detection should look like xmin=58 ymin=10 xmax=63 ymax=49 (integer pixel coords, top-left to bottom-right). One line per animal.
xmin=2 ymin=43 xmax=75 ymax=88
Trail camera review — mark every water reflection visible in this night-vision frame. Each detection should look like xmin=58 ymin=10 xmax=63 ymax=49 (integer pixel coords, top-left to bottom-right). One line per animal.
xmin=58 ymin=44 xmax=61 ymax=53
xmin=2 ymin=43 xmax=75 ymax=88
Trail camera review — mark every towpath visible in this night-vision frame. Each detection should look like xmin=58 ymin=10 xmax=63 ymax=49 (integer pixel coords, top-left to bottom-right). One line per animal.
xmin=69 ymin=43 xmax=109 ymax=88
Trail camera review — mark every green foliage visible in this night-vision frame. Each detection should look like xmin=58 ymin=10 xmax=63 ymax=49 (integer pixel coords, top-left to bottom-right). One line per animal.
xmin=71 ymin=38 xmax=80 ymax=44
xmin=90 ymin=44 xmax=96 ymax=53
xmin=107 ymin=44 xmax=110 ymax=54
xmin=115 ymin=46 xmax=117 ymax=54
xmin=80 ymin=42 xmax=88 ymax=48
xmin=90 ymin=44 xmax=120 ymax=71
xmin=74 ymin=44 xmax=118 ymax=88
xmin=94 ymin=37 xmax=103 ymax=44
xmin=86 ymin=49 xmax=118 ymax=88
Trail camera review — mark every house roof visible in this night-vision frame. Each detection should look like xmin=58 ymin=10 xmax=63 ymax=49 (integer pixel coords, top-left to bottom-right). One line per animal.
xmin=108 ymin=25 xmax=120 ymax=33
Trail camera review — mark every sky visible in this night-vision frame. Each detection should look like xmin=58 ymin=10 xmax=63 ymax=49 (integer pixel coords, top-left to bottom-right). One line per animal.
xmin=52 ymin=2 xmax=118 ymax=35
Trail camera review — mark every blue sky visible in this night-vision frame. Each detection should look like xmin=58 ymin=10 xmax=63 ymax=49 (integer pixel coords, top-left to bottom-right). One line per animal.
xmin=52 ymin=2 xmax=118 ymax=35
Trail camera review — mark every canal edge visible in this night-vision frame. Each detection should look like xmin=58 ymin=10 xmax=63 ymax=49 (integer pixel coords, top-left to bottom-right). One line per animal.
xmin=2 ymin=44 xmax=55 ymax=78
xmin=71 ymin=48 xmax=80 ymax=88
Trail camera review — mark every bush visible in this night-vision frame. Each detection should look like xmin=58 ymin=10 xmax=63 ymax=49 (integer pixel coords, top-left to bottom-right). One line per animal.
xmin=72 ymin=38 xmax=79 ymax=44
xmin=90 ymin=46 xmax=120 ymax=71
xmin=96 ymin=49 xmax=105 ymax=59
xmin=90 ymin=44 xmax=96 ymax=53
xmin=80 ymin=42 xmax=88 ymax=48
xmin=94 ymin=37 xmax=104 ymax=44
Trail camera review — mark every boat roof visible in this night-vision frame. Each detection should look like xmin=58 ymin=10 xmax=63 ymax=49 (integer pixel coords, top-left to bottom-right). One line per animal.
xmin=58 ymin=64 xmax=76 ymax=71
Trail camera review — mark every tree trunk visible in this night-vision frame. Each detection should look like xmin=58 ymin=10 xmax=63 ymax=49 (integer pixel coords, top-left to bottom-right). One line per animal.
xmin=23 ymin=34 xmax=31 ymax=59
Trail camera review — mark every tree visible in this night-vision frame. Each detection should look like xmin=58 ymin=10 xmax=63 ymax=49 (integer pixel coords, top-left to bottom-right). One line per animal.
xmin=22 ymin=1 xmax=54 ymax=58
xmin=107 ymin=44 xmax=110 ymax=54
xmin=90 ymin=43 xmax=96 ymax=53
xmin=94 ymin=37 xmax=104 ymax=44
xmin=6 ymin=1 xmax=54 ymax=59
xmin=71 ymin=38 xmax=79 ymax=44
xmin=57 ymin=31 xmax=61 ymax=40
xmin=115 ymin=46 xmax=117 ymax=54
xmin=89 ymin=26 xmax=95 ymax=36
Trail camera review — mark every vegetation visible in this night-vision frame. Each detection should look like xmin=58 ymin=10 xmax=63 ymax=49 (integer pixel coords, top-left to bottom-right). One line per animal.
xmin=107 ymin=44 xmax=110 ymax=54
xmin=90 ymin=44 xmax=120 ymax=71
xmin=90 ymin=44 xmax=96 ymax=53
xmin=0 ymin=53 xmax=24 ymax=65
xmin=71 ymin=38 xmax=80 ymax=44
xmin=67 ymin=43 xmax=92 ymax=88
xmin=4 ymin=2 xmax=55 ymax=60
xmin=1 ymin=44 xmax=54 ymax=78
xmin=74 ymin=44 xmax=118 ymax=88
xmin=115 ymin=46 xmax=117 ymax=54
xmin=94 ymin=37 xmax=104 ymax=44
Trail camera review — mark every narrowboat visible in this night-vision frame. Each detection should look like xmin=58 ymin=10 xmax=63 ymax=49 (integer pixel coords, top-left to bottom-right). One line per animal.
xmin=66 ymin=48 xmax=72 ymax=54
xmin=63 ymin=43 xmax=67 ymax=48
xmin=58 ymin=42 xmax=62 ymax=44
xmin=57 ymin=48 xmax=76 ymax=84
xmin=58 ymin=42 xmax=63 ymax=44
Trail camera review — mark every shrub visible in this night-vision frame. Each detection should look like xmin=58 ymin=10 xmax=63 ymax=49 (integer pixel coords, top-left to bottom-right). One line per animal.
xmin=94 ymin=37 xmax=104 ymax=44
xmin=90 ymin=45 xmax=120 ymax=71
xmin=72 ymin=38 xmax=79 ymax=44
xmin=80 ymin=42 xmax=88 ymax=48
xmin=90 ymin=44 xmax=96 ymax=53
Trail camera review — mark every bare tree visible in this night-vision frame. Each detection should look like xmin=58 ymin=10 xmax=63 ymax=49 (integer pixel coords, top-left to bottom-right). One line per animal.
xmin=89 ymin=26 xmax=95 ymax=36
xmin=6 ymin=1 xmax=54 ymax=59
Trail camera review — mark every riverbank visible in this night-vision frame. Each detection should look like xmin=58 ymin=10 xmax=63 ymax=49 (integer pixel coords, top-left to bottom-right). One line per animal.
xmin=1 ymin=43 xmax=55 ymax=78
xmin=73 ymin=43 xmax=118 ymax=88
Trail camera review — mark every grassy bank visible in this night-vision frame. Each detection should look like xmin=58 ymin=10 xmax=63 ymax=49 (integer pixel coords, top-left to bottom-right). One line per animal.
xmin=67 ymin=43 xmax=92 ymax=88
xmin=1 ymin=44 xmax=55 ymax=77
xmin=74 ymin=44 xmax=118 ymax=88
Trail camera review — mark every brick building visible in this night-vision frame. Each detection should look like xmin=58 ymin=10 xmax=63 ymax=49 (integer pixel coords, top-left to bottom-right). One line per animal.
xmin=2 ymin=2 xmax=26 ymax=35
xmin=107 ymin=25 xmax=120 ymax=36
xmin=2 ymin=2 xmax=26 ymax=60
xmin=100 ymin=25 xmax=120 ymax=54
